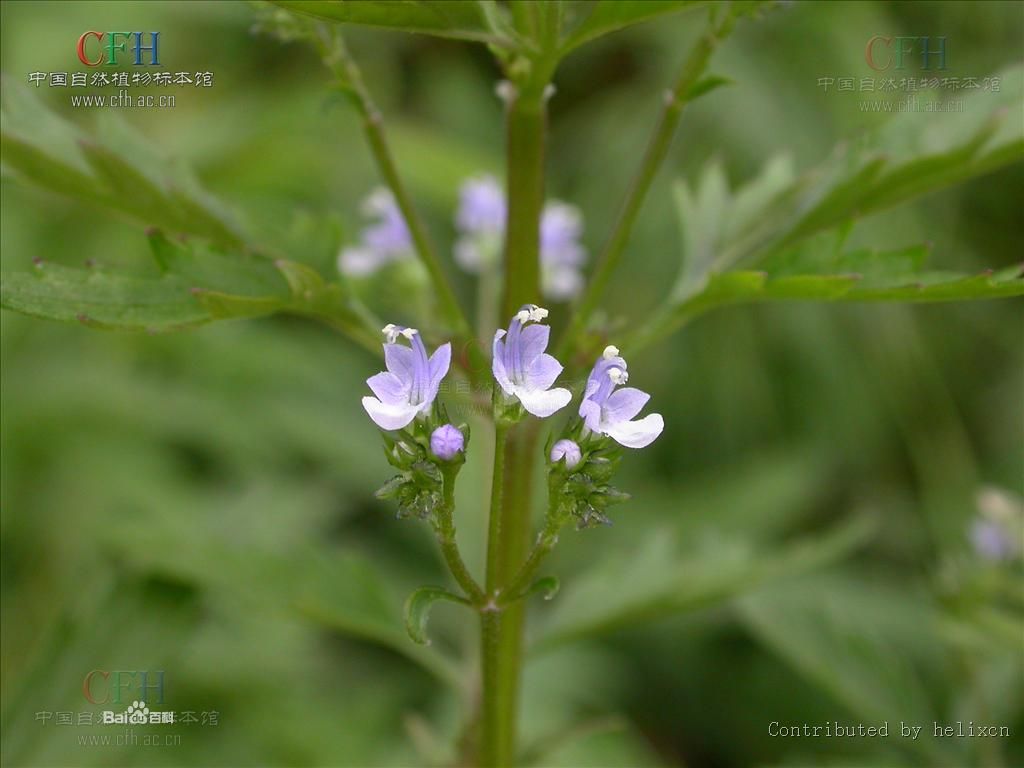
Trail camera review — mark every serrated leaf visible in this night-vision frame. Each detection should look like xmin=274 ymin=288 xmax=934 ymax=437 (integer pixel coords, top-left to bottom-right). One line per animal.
xmin=532 ymin=515 xmax=876 ymax=652
xmin=270 ymin=0 xmax=507 ymax=44
xmin=403 ymin=586 xmax=470 ymax=645
xmin=1 ymin=235 xmax=380 ymax=342
xmin=559 ymin=1 xmax=706 ymax=54
xmin=1 ymin=74 xmax=247 ymax=250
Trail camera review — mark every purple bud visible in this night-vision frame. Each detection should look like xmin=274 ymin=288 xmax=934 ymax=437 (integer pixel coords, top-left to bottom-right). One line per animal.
xmin=430 ymin=424 xmax=464 ymax=461
xmin=550 ymin=439 xmax=582 ymax=469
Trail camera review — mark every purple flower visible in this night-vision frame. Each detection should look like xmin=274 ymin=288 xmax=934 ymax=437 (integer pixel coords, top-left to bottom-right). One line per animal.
xmin=452 ymin=176 xmax=587 ymax=299
xmin=362 ymin=324 xmax=451 ymax=431
xmin=456 ymin=175 xmax=506 ymax=235
xmin=970 ymin=519 xmax=1014 ymax=561
xmin=492 ymin=305 xmax=571 ymax=418
xmin=430 ymin=424 xmax=465 ymax=460
xmin=579 ymin=346 xmax=663 ymax=449
xmin=550 ymin=439 xmax=582 ymax=469
xmin=454 ymin=175 xmax=505 ymax=273
xmin=541 ymin=202 xmax=586 ymax=300
xmin=338 ymin=188 xmax=413 ymax=277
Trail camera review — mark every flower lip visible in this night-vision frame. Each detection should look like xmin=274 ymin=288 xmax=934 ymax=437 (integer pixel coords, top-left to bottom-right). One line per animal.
xmin=579 ymin=345 xmax=663 ymax=449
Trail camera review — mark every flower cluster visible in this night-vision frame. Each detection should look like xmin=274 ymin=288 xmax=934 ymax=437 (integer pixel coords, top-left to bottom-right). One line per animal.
xmin=361 ymin=304 xmax=663 ymax=529
xmin=337 ymin=178 xmax=587 ymax=301
xmin=338 ymin=189 xmax=414 ymax=277
xmin=455 ymin=175 xmax=588 ymax=300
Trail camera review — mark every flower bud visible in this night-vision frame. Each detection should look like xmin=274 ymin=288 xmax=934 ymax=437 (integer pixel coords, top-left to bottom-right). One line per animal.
xmin=430 ymin=424 xmax=464 ymax=461
xmin=550 ymin=439 xmax=582 ymax=469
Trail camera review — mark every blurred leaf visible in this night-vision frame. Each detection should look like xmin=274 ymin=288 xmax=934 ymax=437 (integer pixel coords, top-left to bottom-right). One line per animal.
xmin=633 ymin=256 xmax=1024 ymax=347
xmin=559 ymin=1 xmax=706 ymax=54
xmin=658 ymin=64 xmax=1024 ymax=310
xmin=532 ymin=515 xmax=876 ymax=652
xmin=0 ymin=75 xmax=248 ymax=250
xmin=270 ymin=0 xmax=510 ymax=44
xmin=737 ymin=574 xmax=949 ymax=762
xmin=403 ymin=586 xmax=470 ymax=645
xmin=1 ymin=233 xmax=380 ymax=344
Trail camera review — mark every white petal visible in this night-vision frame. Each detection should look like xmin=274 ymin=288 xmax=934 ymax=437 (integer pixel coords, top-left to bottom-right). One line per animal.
xmin=516 ymin=385 xmax=571 ymax=418
xmin=366 ymin=372 xmax=408 ymax=404
xmin=604 ymin=413 xmax=664 ymax=449
xmin=361 ymin=396 xmax=419 ymax=431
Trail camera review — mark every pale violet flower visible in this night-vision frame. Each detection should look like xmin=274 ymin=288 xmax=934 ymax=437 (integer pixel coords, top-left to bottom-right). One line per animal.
xmin=969 ymin=487 xmax=1023 ymax=562
xmin=540 ymin=202 xmax=586 ymax=300
xmin=453 ymin=175 xmax=587 ymax=300
xmin=362 ymin=324 xmax=451 ymax=431
xmin=430 ymin=424 xmax=465 ymax=461
xmin=550 ymin=439 xmax=582 ymax=469
xmin=339 ymin=188 xmax=413 ymax=277
xmin=579 ymin=346 xmax=663 ymax=449
xmin=492 ymin=305 xmax=571 ymax=418
xmin=454 ymin=175 xmax=506 ymax=273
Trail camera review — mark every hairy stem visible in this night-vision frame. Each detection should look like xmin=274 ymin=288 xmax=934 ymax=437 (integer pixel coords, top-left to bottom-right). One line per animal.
xmin=555 ymin=28 xmax=720 ymax=361
xmin=437 ymin=466 xmax=485 ymax=604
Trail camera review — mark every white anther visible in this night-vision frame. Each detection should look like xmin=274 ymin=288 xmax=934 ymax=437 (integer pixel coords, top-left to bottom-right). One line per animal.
xmin=400 ymin=327 xmax=418 ymax=340
xmin=382 ymin=323 xmax=400 ymax=343
xmin=603 ymin=345 xmax=620 ymax=360
xmin=515 ymin=309 xmax=532 ymax=324
xmin=530 ymin=306 xmax=549 ymax=322
xmin=607 ymin=367 xmax=628 ymax=385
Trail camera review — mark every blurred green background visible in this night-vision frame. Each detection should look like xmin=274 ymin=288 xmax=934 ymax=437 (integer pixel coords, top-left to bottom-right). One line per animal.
xmin=2 ymin=1 xmax=1022 ymax=766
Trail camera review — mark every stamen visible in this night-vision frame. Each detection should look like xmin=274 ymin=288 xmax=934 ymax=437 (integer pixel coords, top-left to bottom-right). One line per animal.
xmin=381 ymin=323 xmax=400 ymax=343
xmin=607 ymin=367 xmax=628 ymax=385
xmin=401 ymin=327 xmax=418 ymax=340
xmin=603 ymin=345 xmax=620 ymax=360
xmin=515 ymin=309 xmax=532 ymax=324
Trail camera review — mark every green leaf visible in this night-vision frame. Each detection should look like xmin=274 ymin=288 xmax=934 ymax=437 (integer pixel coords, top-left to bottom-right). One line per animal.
xmin=1 ymin=74 xmax=248 ymax=250
xmin=1 ymin=234 xmax=380 ymax=343
xmin=269 ymin=0 xmax=508 ymax=44
xmin=737 ymin=575 xmax=948 ymax=762
xmin=532 ymin=515 xmax=875 ymax=652
xmin=403 ymin=586 xmax=470 ymax=646
xmin=0 ymin=262 xmax=208 ymax=331
xmin=559 ymin=1 xmax=706 ymax=54
xmin=685 ymin=74 xmax=733 ymax=101
xmin=512 ymin=576 xmax=561 ymax=603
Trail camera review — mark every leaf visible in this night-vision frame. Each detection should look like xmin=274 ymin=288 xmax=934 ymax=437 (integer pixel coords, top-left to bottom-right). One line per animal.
xmin=403 ymin=586 xmax=470 ymax=645
xmin=512 ymin=576 xmax=561 ymax=603
xmin=532 ymin=515 xmax=876 ymax=652
xmin=559 ymin=1 xmax=707 ymax=54
xmin=1 ymin=234 xmax=380 ymax=343
xmin=269 ymin=0 xmax=508 ymax=44
xmin=737 ymin=574 xmax=948 ymax=762
xmin=0 ymin=74 xmax=248 ymax=249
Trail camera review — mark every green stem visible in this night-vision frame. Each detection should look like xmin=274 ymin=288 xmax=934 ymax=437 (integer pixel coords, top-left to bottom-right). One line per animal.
xmin=485 ymin=423 xmax=510 ymax=594
xmin=555 ymin=29 xmax=719 ymax=361
xmin=501 ymin=88 xmax=547 ymax=317
xmin=501 ymin=512 xmax=561 ymax=605
xmin=315 ymin=28 xmax=486 ymax=380
xmin=437 ymin=466 xmax=485 ymax=604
